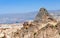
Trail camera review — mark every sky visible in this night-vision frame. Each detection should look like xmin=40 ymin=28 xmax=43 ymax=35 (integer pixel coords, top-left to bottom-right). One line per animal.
xmin=0 ymin=0 xmax=60 ymax=14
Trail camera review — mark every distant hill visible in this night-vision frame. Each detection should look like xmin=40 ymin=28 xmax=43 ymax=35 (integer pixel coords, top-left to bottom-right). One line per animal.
xmin=0 ymin=10 xmax=60 ymax=24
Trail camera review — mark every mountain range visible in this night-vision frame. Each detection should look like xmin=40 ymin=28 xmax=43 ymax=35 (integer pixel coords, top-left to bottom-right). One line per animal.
xmin=0 ymin=10 xmax=60 ymax=24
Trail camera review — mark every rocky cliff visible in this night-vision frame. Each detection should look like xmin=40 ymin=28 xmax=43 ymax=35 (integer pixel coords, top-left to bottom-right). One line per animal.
xmin=0 ymin=8 xmax=60 ymax=38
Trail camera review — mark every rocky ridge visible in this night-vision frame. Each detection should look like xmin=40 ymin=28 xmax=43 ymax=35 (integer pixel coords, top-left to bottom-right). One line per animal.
xmin=0 ymin=8 xmax=60 ymax=38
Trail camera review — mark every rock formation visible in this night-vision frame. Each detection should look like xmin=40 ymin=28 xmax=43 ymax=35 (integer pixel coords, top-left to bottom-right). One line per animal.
xmin=34 ymin=8 xmax=56 ymax=23
xmin=0 ymin=8 xmax=60 ymax=38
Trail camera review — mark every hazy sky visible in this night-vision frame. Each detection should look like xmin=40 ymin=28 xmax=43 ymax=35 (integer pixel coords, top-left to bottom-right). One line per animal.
xmin=0 ymin=0 xmax=60 ymax=14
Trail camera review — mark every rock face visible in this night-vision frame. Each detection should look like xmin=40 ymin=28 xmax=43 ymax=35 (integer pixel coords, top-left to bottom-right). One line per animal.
xmin=34 ymin=8 xmax=49 ymax=22
xmin=34 ymin=8 xmax=55 ymax=23
xmin=0 ymin=8 xmax=60 ymax=38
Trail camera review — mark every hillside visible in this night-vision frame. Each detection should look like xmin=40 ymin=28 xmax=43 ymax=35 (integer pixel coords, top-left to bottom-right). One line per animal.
xmin=0 ymin=8 xmax=60 ymax=38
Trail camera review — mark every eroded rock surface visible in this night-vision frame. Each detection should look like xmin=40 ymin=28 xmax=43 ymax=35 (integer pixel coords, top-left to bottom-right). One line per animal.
xmin=0 ymin=8 xmax=60 ymax=38
xmin=34 ymin=8 xmax=56 ymax=23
